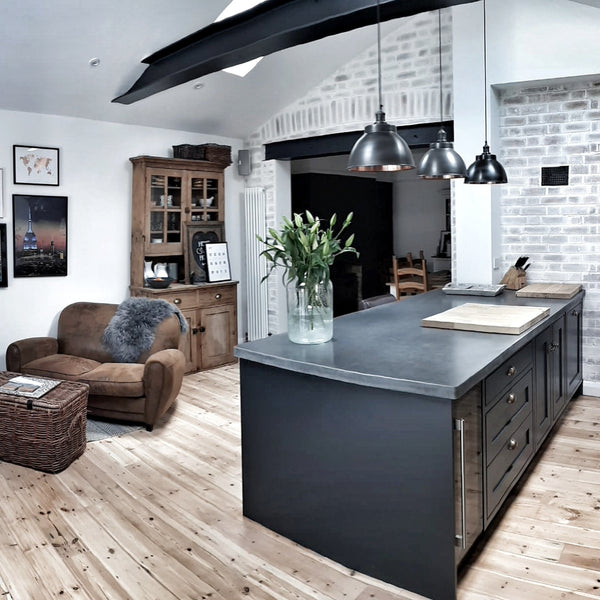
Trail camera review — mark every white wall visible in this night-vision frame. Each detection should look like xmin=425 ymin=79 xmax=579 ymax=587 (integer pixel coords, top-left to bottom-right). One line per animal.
xmin=0 ymin=109 xmax=244 ymax=370
xmin=452 ymin=0 xmax=600 ymax=284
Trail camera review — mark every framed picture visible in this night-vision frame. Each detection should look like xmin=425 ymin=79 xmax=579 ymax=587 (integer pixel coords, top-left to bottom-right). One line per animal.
xmin=0 ymin=223 xmax=7 ymax=287
xmin=12 ymin=194 xmax=68 ymax=277
xmin=437 ymin=230 xmax=451 ymax=257
xmin=184 ymin=222 xmax=224 ymax=284
xmin=0 ymin=168 xmax=4 ymax=218
xmin=13 ymin=145 xmax=60 ymax=186
xmin=205 ymin=242 xmax=231 ymax=282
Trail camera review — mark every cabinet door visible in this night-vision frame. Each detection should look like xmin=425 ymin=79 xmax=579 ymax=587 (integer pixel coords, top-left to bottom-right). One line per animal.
xmin=199 ymin=304 xmax=236 ymax=369
xmin=179 ymin=309 xmax=197 ymax=373
xmin=146 ymin=169 xmax=184 ymax=255
xmin=552 ymin=317 xmax=567 ymax=420
xmin=453 ymin=385 xmax=483 ymax=565
xmin=533 ymin=326 xmax=554 ymax=448
xmin=565 ymin=302 xmax=583 ymax=399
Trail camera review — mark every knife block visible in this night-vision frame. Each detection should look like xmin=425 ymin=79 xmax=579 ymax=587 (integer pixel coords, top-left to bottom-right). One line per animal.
xmin=500 ymin=266 xmax=527 ymax=290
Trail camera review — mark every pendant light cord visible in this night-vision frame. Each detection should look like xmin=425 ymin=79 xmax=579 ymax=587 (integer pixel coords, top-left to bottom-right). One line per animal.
xmin=437 ymin=10 xmax=443 ymax=124
xmin=483 ymin=0 xmax=488 ymax=146
xmin=377 ymin=0 xmax=382 ymax=112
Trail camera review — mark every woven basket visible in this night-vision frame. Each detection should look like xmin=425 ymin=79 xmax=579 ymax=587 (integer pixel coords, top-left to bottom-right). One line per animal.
xmin=172 ymin=144 xmax=206 ymax=160
xmin=199 ymin=143 xmax=232 ymax=166
xmin=0 ymin=372 xmax=88 ymax=473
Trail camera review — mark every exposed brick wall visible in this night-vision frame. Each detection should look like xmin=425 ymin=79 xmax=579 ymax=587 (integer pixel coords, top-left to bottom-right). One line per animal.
xmin=498 ymin=79 xmax=600 ymax=386
xmin=245 ymin=10 xmax=452 ymax=333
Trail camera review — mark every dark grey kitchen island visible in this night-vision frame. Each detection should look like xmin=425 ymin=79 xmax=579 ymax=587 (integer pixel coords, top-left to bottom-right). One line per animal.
xmin=234 ymin=289 xmax=583 ymax=600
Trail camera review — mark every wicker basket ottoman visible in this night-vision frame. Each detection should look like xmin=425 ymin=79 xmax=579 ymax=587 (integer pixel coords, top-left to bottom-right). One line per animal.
xmin=0 ymin=372 xmax=89 ymax=473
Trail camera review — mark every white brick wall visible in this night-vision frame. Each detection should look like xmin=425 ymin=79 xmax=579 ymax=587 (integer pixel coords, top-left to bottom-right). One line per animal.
xmin=245 ymin=10 xmax=452 ymax=333
xmin=498 ymin=79 xmax=600 ymax=387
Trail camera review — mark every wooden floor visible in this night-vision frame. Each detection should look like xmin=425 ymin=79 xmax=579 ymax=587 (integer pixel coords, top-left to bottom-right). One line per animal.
xmin=0 ymin=364 xmax=597 ymax=600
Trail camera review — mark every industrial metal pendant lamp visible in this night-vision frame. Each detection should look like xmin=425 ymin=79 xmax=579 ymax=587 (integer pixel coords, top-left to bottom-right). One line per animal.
xmin=465 ymin=0 xmax=507 ymax=184
xmin=348 ymin=0 xmax=414 ymax=172
xmin=417 ymin=10 xmax=466 ymax=180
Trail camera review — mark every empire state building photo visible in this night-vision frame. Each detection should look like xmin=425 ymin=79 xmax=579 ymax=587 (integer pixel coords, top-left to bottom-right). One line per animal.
xmin=13 ymin=195 xmax=67 ymax=278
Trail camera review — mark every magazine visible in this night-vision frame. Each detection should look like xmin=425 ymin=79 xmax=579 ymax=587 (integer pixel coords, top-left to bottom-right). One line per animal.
xmin=0 ymin=375 xmax=61 ymax=399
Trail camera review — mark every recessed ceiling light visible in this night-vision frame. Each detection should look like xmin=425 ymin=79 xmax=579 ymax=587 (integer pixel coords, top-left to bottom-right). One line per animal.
xmin=89 ymin=57 xmax=101 ymax=67
xmin=193 ymin=82 xmax=205 ymax=90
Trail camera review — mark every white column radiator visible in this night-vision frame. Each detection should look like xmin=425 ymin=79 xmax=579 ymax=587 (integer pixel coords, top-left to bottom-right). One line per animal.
xmin=244 ymin=187 xmax=269 ymax=341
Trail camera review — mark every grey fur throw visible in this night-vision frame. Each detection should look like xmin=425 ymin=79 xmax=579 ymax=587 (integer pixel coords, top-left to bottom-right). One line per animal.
xmin=103 ymin=298 xmax=187 ymax=363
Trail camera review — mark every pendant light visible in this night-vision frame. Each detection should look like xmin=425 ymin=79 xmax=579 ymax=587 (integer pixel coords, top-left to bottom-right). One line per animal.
xmin=348 ymin=0 xmax=414 ymax=172
xmin=417 ymin=10 xmax=466 ymax=180
xmin=465 ymin=0 xmax=507 ymax=184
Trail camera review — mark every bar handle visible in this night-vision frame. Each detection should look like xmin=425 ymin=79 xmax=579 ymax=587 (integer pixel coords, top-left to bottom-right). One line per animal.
xmin=454 ymin=418 xmax=466 ymax=549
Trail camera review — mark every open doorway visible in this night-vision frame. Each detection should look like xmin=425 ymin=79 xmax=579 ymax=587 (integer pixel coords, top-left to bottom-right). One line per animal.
xmin=291 ymin=150 xmax=451 ymax=314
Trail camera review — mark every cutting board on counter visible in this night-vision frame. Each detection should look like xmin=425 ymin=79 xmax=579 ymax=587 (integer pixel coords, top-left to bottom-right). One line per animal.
xmin=421 ymin=303 xmax=550 ymax=335
xmin=515 ymin=283 xmax=582 ymax=299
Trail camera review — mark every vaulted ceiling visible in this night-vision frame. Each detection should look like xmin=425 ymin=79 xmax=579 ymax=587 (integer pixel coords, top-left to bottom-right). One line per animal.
xmin=1 ymin=0 xmax=597 ymax=139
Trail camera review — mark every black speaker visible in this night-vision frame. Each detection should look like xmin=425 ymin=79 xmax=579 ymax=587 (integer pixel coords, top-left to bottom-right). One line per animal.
xmin=237 ymin=149 xmax=251 ymax=176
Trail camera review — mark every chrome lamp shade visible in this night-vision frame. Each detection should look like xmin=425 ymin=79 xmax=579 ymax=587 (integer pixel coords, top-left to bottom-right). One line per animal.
xmin=348 ymin=110 xmax=415 ymax=172
xmin=465 ymin=143 xmax=508 ymax=184
xmin=417 ymin=127 xmax=467 ymax=179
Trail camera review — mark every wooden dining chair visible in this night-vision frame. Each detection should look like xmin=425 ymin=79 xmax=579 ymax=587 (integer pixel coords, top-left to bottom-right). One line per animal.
xmin=391 ymin=255 xmax=429 ymax=300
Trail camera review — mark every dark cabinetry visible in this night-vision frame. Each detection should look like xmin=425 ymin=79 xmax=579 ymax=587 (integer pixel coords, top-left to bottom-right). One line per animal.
xmin=565 ymin=302 xmax=583 ymax=398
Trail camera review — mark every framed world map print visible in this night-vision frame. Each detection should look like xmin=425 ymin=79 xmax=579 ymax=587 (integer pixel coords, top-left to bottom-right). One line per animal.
xmin=13 ymin=145 xmax=60 ymax=186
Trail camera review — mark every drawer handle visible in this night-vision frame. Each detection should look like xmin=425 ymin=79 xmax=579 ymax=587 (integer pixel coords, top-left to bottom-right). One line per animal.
xmin=173 ymin=298 xmax=182 ymax=305
xmin=215 ymin=293 xmax=222 ymax=300
xmin=199 ymin=326 xmax=206 ymax=333
xmin=507 ymin=366 xmax=516 ymax=377
xmin=507 ymin=393 xmax=516 ymax=404
xmin=549 ymin=342 xmax=559 ymax=352
xmin=507 ymin=439 xmax=518 ymax=450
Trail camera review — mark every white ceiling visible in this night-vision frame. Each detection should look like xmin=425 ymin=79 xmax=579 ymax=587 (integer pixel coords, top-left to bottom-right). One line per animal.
xmin=2 ymin=1 xmax=596 ymax=141
xmin=0 ymin=0 xmax=391 ymax=140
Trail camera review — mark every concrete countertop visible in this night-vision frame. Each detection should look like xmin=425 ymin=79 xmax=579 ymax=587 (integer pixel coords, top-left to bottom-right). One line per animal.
xmin=234 ymin=289 xmax=584 ymax=399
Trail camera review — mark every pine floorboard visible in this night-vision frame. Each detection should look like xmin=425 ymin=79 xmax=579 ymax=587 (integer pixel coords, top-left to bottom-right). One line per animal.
xmin=0 ymin=364 xmax=597 ymax=600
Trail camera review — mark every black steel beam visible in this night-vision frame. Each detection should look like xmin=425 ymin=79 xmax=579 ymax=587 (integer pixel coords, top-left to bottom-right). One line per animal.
xmin=264 ymin=121 xmax=455 ymax=160
xmin=113 ymin=0 xmax=478 ymax=105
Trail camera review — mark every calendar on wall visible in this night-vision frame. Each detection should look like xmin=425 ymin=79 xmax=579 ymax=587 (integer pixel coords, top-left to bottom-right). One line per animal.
xmin=205 ymin=242 xmax=231 ymax=282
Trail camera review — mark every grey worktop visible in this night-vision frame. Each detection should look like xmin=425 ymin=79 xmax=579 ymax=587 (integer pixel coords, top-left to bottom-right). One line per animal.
xmin=234 ymin=289 xmax=584 ymax=399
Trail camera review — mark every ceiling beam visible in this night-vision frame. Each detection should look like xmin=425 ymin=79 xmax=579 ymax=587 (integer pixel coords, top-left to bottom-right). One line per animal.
xmin=264 ymin=122 xmax=455 ymax=160
xmin=113 ymin=0 xmax=478 ymax=105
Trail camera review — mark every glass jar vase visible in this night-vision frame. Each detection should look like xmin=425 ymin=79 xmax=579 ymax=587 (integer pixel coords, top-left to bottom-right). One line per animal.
xmin=287 ymin=279 xmax=333 ymax=344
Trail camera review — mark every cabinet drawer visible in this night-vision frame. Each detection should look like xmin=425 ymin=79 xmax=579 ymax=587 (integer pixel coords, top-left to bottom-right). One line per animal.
xmin=197 ymin=286 xmax=235 ymax=308
xmin=486 ymin=410 xmax=533 ymax=520
xmin=485 ymin=342 xmax=533 ymax=406
xmin=485 ymin=371 xmax=532 ymax=465
xmin=158 ymin=290 xmax=198 ymax=311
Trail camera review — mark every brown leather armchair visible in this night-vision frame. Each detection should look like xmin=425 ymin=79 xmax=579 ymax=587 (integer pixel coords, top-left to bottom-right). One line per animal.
xmin=6 ymin=301 xmax=186 ymax=431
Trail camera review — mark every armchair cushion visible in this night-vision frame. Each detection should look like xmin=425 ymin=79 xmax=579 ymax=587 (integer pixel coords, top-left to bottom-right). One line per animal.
xmin=22 ymin=354 xmax=102 ymax=379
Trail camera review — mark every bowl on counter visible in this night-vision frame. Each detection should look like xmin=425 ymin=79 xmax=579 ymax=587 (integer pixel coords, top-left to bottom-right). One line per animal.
xmin=145 ymin=277 xmax=174 ymax=289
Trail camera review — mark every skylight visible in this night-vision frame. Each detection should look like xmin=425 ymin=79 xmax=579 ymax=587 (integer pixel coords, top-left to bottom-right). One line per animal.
xmin=215 ymin=0 xmax=266 ymax=77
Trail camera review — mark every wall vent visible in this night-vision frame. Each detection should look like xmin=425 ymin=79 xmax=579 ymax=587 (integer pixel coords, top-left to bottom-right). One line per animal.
xmin=541 ymin=166 xmax=569 ymax=186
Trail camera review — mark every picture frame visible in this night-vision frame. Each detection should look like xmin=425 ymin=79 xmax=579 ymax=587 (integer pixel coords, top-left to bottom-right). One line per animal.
xmin=13 ymin=145 xmax=60 ymax=186
xmin=12 ymin=194 xmax=68 ymax=277
xmin=205 ymin=242 xmax=231 ymax=282
xmin=0 ymin=168 xmax=4 ymax=218
xmin=437 ymin=230 xmax=451 ymax=257
xmin=184 ymin=222 xmax=224 ymax=284
xmin=0 ymin=223 xmax=7 ymax=287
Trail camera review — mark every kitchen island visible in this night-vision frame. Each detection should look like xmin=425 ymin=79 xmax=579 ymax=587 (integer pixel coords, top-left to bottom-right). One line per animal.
xmin=234 ymin=289 xmax=583 ymax=600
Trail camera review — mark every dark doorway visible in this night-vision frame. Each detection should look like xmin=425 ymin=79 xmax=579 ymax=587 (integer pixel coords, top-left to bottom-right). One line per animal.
xmin=292 ymin=173 xmax=393 ymax=316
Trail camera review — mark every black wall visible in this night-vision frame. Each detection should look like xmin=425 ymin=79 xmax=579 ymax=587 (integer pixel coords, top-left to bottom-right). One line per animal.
xmin=292 ymin=173 xmax=393 ymax=315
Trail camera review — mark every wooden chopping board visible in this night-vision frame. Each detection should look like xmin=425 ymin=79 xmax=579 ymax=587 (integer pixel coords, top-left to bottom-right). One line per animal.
xmin=421 ymin=303 xmax=550 ymax=335
xmin=515 ymin=283 xmax=582 ymax=299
